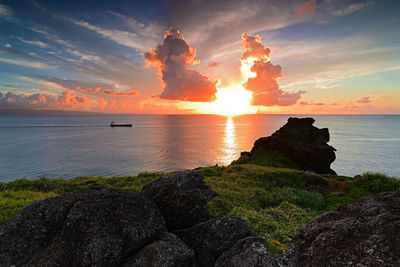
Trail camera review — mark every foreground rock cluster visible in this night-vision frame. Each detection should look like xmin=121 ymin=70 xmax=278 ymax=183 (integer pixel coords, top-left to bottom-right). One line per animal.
xmin=1 ymin=170 xmax=399 ymax=266
xmin=240 ymin=117 xmax=337 ymax=174
xmin=0 ymin=171 xmax=286 ymax=267
xmin=293 ymin=190 xmax=400 ymax=266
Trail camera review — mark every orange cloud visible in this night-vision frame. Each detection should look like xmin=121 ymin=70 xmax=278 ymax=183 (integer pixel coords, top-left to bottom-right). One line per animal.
xmin=103 ymin=89 xmax=139 ymax=96
xmin=240 ymin=33 xmax=271 ymax=61
xmin=73 ymin=86 xmax=139 ymax=97
xmin=357 ymin=96 xmax=372 ymax=104
xmin=296 ymin=0 xmax=317 ymax=17
xmin=299 ymin=101 xmax=325 ymax=106
xmin=241 ymin=33 xmax=303 ymax=106
xmin=55 ymin=90 xmax=90 ymax=107
xmin=208 ymin=61 xmax=220 ymax=68
xmin=143 ymin=27 xmax=217 ymax=102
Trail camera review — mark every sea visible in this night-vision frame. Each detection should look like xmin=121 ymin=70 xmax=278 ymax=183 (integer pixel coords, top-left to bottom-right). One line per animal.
xmin=0 ymin=114 xmax=399 ymax=182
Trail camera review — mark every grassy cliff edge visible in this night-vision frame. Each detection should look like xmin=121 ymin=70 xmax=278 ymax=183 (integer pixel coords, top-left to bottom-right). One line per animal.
xmin=1 ymin=165 xmax=399 ymax=253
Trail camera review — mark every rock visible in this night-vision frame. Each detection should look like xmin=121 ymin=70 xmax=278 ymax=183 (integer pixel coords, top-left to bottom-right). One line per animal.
xmin=142 ymin=171 xmax=217 ymax=230
xmin=0 ymin=186 xmax=165 ymax=267
xmin=240 ymin=117 xmax=336 ymax=174
xmin=175 ymin=217 xmax=252 ymax=266
xmin=292 ymin=190 xmax=400 ymax=266
xmin=123 ymin=232 xmax=195 ymax=267
xmin=215 ymin=237 xmax=298 ymax=267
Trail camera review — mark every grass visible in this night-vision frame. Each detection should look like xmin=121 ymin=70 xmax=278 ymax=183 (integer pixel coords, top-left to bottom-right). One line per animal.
xmin=231 ymin=149 xmax=300 ymax=170
xmin=0 ymin=165 xmax=398 ymax=253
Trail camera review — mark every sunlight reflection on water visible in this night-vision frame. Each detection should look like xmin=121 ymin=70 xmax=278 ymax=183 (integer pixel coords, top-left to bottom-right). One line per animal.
xmin=219 ymin=117 xmax=237 ymax=165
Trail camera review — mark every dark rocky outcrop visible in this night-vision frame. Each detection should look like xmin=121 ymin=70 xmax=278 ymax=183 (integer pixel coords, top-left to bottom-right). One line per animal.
xmin=175 ymin=217 xmax=252 ymax=266
xmin=142 ymin=170 xmax=217 ymax=230
xmin=238 ymin=117 xmax=337 ymax=174
xmin=0 ymin=186 xmax=165 ymax=267
xmin=292 ymin=190 xmax=400 ymax=266
xmin=215 ymin=237 xmax=298 ymax=267
xmin=1 ymin=168 xmax=398 ymax=267
xmin=123 ymin=232 xmax=195 ymax=267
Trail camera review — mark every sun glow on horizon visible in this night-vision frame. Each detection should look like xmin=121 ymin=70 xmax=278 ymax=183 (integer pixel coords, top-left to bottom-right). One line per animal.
xmin=205 ymin=56 xmax=259 ymax=116
xmin=207 ymin=84 xmax=254 ymax=116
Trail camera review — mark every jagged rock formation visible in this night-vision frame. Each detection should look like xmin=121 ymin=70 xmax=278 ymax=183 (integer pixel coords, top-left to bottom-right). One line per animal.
xmin=238 ymin=117 xmax=337 ymax=174
xmin=292 ymin=190 xmax=400 ymax=266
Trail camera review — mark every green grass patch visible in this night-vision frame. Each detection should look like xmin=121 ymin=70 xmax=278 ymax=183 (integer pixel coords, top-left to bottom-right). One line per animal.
xmin=231 ymin=149 xmax=298 ymax=169
xmin=0 ymin=190 xmax=58 ymax=224
xmin=0 ymin=165 xmax=398 ymax=253
xmin=202 ymin=165 xmax=326 ymax=252
xmin=345 ymin=172 xmax=400 ymax=201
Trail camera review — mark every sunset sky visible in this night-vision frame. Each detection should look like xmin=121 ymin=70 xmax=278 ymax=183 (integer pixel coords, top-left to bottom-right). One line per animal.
xmin=1 ymin=0 xmax=399 ymax=114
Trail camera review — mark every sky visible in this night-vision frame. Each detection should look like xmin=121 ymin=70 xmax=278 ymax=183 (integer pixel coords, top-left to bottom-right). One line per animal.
xmin=0 ymin=0 xmax=399 ymax=114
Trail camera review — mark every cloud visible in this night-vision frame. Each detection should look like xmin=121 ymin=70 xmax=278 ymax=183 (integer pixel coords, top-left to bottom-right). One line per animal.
xmin=0 ymin=90 xmax=91 ymax=109
xmin=296 ymin=0 xmax=317 ymax=17
xmin=331 ymin=2 xmax=369 ymax=17
xmin=299 ymin=101 xmax=325 ymax=106
xmin=0 ymin=56 xmax=52 ymax=69
xmin=17 ymin=37 xmax=48 ymax=48
xmin=164 ymin=0 xmax=310 ymax=59
xmin=208 ymin=61 xmax=220 ymax=68
xmin=65 ymin=48 xmax=106 ymax=64
xmin=102 ymin=89 xmax=139 ymax=96
xmin=240 ymin=33 xmax=270 ymax=61
xmin=70 ymin=14 xmax=162 ymax=51
xmin=241 ymin=33 xmax=303 ymax=106
xmin=5 ymin=84 xmax=26 ymax=89
xmin=357 ymin=96 xmax=372 ymax=103
xmin=144 ymin=28 xmax=217 ymax=102
xmin=34 ymin=76 xmax=139 ymax=97
xmin=0 ymin=4 xmax=14 ymax=21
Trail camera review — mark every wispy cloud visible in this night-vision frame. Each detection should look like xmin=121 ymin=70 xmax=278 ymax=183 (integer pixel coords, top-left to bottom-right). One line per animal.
xmin=0 ymin=4 xmax=14 ymax=21
xmin=65 ymin=48 xmax=106 ymax=64
xmin=70 ymin=14 xmax=162 ymax=51
xmin=34 ymin=76 xmax=140 ymax=97
xmin=0 ymin=56 xmax=53 ymax=69
xmin=17 ymin=37 xmax=48 ymax=48
xmin=357 ymin=96 xmax=373 ymax=103
xmin=331 ymin=2 xmax=371 ymax=17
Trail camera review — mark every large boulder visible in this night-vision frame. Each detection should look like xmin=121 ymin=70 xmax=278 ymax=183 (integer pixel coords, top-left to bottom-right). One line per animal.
xmin=215 ymin=237 xmax=298 ymax=267
xmin=123 ymin=232 xmax=195 ymax=267
xmin=175 ymin=217 xmax=252 ymax=266
xmin=0 ymin=186 xmax=166 ymax=267
xmin=142 ymin=171 xmax=217 ymax=230
xmin=293 ymin=190 xmax=400 ymax=266
xmin=238 ymin=117 xmax=336 ymax=174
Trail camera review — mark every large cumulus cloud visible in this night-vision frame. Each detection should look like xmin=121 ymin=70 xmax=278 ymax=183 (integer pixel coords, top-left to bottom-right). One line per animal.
xmin=144 ymin=28 xmax=217 ymax=102
xmin=241 ymin=33 xmax=303 ymax=106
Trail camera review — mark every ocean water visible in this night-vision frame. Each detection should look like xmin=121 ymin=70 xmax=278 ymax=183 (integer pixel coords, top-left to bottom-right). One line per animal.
xmin=0 ymin=114 xmax=399 ymax=181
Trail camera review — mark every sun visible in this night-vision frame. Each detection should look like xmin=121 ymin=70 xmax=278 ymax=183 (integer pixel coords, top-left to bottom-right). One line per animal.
xmin=207 ymin=84 xmax=254 ymax=116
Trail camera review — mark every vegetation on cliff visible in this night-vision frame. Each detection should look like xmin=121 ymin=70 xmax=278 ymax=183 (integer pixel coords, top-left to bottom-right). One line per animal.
xmin=1 ymin=165 xmax=398 ymax=253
